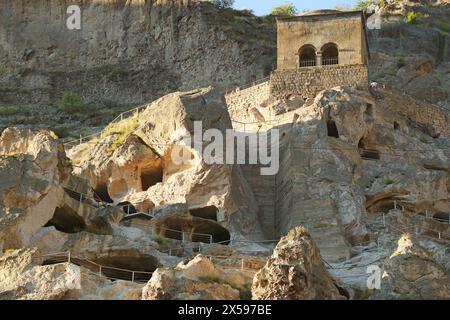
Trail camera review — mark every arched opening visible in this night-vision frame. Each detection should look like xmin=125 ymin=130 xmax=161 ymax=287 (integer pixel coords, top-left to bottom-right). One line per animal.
xmin=433 ymin=212 xmax=450 ymax=223
xmin=321 ymin=43 xmax=339 ymax=65
xmin=327 ymin=120 xmax=339 ymax=138
xmin=141 ymin=163 xmax=163 ymax=191
xmin=45 ymin=205 xmax=86 ymax=233
xmin=394 ymin=122 xmax=400 ymax=131
xmin=189 ymin=206 xmax=218 ymax=221
xmin=94 ymin=183 xmax=114 ymax=204
xmin=192 ymin=222 xmax=230 ymax=245
xmin=299 ymin=45 xmax=317 ymax=68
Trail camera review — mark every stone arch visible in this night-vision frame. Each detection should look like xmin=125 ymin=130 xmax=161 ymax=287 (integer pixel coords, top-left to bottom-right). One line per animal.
xmin=321 ymin=43 xmax=339 ymax=65
xmin=299 ymin=44 xmax=317 ymax=67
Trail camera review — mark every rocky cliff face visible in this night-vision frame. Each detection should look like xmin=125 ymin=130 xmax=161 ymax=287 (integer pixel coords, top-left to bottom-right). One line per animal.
xmin=0 ymin=0 xmax=275 ymax=105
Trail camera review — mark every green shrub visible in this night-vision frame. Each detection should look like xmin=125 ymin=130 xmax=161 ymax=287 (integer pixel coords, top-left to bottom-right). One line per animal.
xmin=239 ymin=283 xmax=252 ymax=300
xmin=354 ymin=0 xmax=372 ymax=11
xmin=384 ymin=178 xmax=395 ymax=185
xmin=405 ymin=12 xmax=417 ymax=24
xmin=271 ymin=2 xmax=297 ymax=16
xmin=287 ymin=226 xmax=309 ymax=240
xmin=57 ymin=91 xmax=86 ymax=114
xmin=153 ymin=235 xmax=166 ymax=245
xmin=397 ymin=57 xmax=406 ymax=69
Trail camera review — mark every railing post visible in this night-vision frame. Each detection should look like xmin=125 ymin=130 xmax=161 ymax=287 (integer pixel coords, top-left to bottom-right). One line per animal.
xmin=439 ymin=232 xmax=441 ymax=239
xmin=67 ymin=251 xmax=71 ymax=264
xmin=131 ymin=272 xmax=135 ymax=283
xmin=168 ymin=248 xmax=172 ymax=256
xmin=80 ymin=193 xmax=83 ymax=203
xmin=79 ymin=134 xmax=82 ymax=145
xmin=382 ymin=213 xmax=385 ymax=228
xmin=209 ymin=235 xmax=213 ymax=244
xmin=241 ymin=259 xmax=244 ymax=270
xmin=127 ymin=205 xmax=130 ymax=216
xmin=394 ymin=200 xmax=397 ymax=210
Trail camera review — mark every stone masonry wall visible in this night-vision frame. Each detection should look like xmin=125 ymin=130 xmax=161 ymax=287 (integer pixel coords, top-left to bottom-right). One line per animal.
xmin=224 ymin=81 xmax=271 ymax=124
xmin=270 ymin=64 xmax=369 ymax=101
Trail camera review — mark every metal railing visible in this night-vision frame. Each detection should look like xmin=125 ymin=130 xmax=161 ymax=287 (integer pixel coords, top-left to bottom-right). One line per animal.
xmin=223 ymin=76 xmax=270 ymax=96
xmin=322 ymin=57 xmax=339 ymax=66
xmin=36 ymin=251 xmax=153 ymax=283
xmin=299 ymin=59 xmax=316 ymax=68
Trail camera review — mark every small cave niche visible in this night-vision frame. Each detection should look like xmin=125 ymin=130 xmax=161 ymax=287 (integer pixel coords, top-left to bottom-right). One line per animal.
xmin=93 ymin=183 xmax=114 ymax=204
xmin=45 ymin=205 xmax=86 ymax=233
xmin=158 ymin=221 xmax=183 ymax=241
xmin=192 ymin=222 xmax=230 ymax=245
xmin=327 ymin=120 xmax=339 ymax=138
xmin=394 ymin=121 xmax=400 ymax=131
xmin=432 ymin=212 xmax=450 ymax=223
xmin=189 ymin=206 xmax=218 ymax=221
xmin=365 ymin=103 xmax=374 ymax=118
xmin=140 ymin=163 xmax=163 ymax=191
xmin=358 ymin=138 xmax=380 ymax=160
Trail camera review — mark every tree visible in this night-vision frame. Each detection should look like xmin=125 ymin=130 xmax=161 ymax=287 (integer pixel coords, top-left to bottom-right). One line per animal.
xmin=204 ymin=0 xmax=234 ymax=9
xmin=271 ymin=2 xmax=298 ymax=16
xmin=355 ymin=0 xmax=373 ymax=11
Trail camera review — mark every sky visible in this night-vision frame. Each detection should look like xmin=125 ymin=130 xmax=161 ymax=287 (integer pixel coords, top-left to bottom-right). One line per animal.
xmin=233 ymin=0 xmax=358 ymax=16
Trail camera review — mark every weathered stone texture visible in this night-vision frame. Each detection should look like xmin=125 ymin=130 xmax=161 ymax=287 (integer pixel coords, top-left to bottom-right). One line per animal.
xmin=270 ymin=64 xmax=369 ymax=100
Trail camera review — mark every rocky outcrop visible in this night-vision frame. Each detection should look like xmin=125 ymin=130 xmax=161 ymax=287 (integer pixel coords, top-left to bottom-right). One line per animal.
xmin=70 ymin=87 xmax=264 ymax=241
xmin=252 ymin=227 xmax=348 ymax=300
xmin=142 ymin=254 xmax=251 ymax=300
xmin=373 ymin=234 xmax=450 ymax=300
xmin=0 ymin=128 xmax=70 ymax=252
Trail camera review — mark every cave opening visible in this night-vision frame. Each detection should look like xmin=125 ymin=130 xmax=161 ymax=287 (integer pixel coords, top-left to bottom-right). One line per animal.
xmin=192 ymin=222 xmax=230 ymax=245
xmin=358 ymin=139 xmax=380 ymax=160
xmin=327 ymin=120 xmax=339 ymax=138
xmin=141 ymin=163 xmax=163 ymax=191
xmin=45 ymin=205 xmax=86 ymax=233
xmin=433 ymin=212 xmax=450 ymax=223
xmin=189 ymin=206 xmax=218 ymax=221
xmin=394 ymin=121 xmax=400 ymax=131
xmin=94 ymin=183 xmax=114 ymax=203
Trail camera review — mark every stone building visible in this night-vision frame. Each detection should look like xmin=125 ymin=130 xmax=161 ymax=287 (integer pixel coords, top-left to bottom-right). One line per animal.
xmin=270 ymin=10 xmax=370 ymax=100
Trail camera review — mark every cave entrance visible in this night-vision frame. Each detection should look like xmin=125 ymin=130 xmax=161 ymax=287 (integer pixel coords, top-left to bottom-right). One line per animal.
xmin=119 ymin=201 xmax=137 ymax=215
xmin=141 ymin=163 xmax=163 ymax=191
xmin=358 ymin=139 xmax=380 ymax=160
xmin=92 ymin=255 xmax=158 ymax=283
xmin=45 ymin=205 xmax=86 ymax=233
xmin=189 ymin=206 xmax=218 ymax=221
xmin=94 ymin=183 xmax=114 ymax=203
xmin=159 ymin=221 xmax=183 ymax=241
xmin=192 ymin=222 xmax=230 ymax=245
xmin=433 ymin=212 xmax=450 ymax=223
xmin=327 ymin=120 xmax=339 ymax=138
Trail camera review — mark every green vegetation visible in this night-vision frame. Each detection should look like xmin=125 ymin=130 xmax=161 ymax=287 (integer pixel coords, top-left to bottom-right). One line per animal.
xmin=287 ymin=226 xmax=309 ymax=240
xmin=271 ymin=2 xmax=298 ymax=16
xmin=384 ymin=178 xmax=395 ymax=185
xmin=3 ymin=249 xmax=16 ymax=257
xmin=405 ymin=12 xmax=418 ymax=24
xmin=57 ymin=91 xmax=86 ymax=114
xmin=101 ymin=113 xmax=139 ymax=152
xmin=397 ymin=56 xmax=406 ymax=69
xmin=203 ymin=0 xmax=234 ymax=9
xmin=152 ymin=234 xmax=166 ymax=245
xmin=354 ymin=0 xmax=372 ymax=11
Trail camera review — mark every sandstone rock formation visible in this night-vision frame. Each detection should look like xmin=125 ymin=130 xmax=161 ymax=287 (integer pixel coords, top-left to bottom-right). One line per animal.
xmin=373 ymin=234 xmax=450 ymax=300
xmin=252 ymin=227 xmax=348 ymax=300
xmin=142 ymin=254 xmax=253 ymax=300
xmin=0 ymin=128 xmax=70 ymax=252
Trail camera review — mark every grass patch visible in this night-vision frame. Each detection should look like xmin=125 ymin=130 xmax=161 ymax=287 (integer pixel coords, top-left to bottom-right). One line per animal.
xmin=152 ymin=235 xmax=166 ymax=245
xmin=287 ymin=226 xmax=309 ymax=240
xmin=238 ymin=283 xmax=252 ymax=300
xmin=405 ymin=12 xmax=419 ymax=25
xmin=102 ymin=113 xmax=139 ymax=151
xmin=384 ymin=178 xmax=395 ymax=186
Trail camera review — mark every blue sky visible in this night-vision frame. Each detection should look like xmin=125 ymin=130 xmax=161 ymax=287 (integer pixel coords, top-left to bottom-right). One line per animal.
xmin=233 ymin=0 xmax=358 ymax=16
